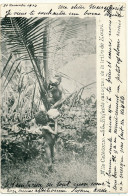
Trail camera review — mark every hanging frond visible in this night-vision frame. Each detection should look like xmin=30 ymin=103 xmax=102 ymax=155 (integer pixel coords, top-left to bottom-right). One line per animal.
xmin=1 ymin=17 xmax=52 ymax=110
xmin=3 ymin=62 xmax=21 ymax=91
xmin=1 ymin=53 xmax=13 ymax=77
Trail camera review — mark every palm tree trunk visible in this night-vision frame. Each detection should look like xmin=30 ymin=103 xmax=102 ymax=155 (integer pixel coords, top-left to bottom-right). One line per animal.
xmin=43 ymin=25 xmax=49 ymax=87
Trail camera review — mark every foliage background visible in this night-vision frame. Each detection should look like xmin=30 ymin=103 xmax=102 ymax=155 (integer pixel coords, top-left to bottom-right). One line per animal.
xmin=1 ymin=17 xmax=97 ymax=188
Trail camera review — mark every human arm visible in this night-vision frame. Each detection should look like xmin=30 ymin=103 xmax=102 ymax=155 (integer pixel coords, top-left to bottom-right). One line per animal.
xmin=41 ymin=124 xmax=57 ymax=135
xmin=54 ymin=119 xmax=58 ymax=134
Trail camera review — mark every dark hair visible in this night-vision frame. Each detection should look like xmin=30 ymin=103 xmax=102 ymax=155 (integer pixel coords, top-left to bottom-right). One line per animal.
xmin=35 ymin=111 xmax=48 ymax=126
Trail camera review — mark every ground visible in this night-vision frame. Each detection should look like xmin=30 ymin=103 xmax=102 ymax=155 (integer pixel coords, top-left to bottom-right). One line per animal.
xmin=1 ymin=146 xmax=97 ymax=189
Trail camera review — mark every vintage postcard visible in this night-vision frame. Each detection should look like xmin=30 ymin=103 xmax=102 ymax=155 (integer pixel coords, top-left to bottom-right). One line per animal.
xmin=0 ymin=2 xmax=127 ymax=193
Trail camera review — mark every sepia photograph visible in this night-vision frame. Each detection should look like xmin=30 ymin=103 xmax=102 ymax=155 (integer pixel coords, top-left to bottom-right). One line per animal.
xmin=0 ymin=1 xmax=127 ymax=193
xmin=1 ymin=16 xmax=97 ymax=189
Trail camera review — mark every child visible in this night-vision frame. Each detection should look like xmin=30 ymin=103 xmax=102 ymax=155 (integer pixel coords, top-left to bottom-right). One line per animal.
xmin=34 ymin=109 xmax=60 ymax=171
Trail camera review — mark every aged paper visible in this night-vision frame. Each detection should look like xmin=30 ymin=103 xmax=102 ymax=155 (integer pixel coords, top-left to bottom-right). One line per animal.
xmin=0 ymin=2 xmax=127 ymax=193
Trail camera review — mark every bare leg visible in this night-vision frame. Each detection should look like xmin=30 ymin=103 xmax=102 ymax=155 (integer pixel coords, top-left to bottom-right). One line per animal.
xmin=45 ymin=144 xmax=53 ymax=171
xmin=50 ymin=144 xmax=55 ymax=163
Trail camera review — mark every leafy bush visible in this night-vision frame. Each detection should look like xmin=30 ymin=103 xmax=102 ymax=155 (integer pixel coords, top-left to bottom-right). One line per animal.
xmin=1 ymin=125 xmax=45 ymax=164
xmin=57 ymin=94 xmax=97 ymax=155
xmin=1 ymin=93 xmax=96 ymax=166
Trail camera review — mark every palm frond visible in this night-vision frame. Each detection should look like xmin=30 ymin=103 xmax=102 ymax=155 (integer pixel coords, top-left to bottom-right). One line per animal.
xmin=3 ymin=60 xmax=16 ymax=86
xmin=3 ymin=62 xmax=21 ymax=91
xmin=1 ymin=17 xmax=50 ymax=110
xmin=1 ymin=53 xmax=13 ymax=77
xmin=31 ymin=82 xmax=36 ymax=118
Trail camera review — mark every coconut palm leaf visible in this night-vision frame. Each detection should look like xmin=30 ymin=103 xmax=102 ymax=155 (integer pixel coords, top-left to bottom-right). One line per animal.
xmin=3 ymin=62 xmax=21 ymax=91
xmin=1 ymin=17 xmax=52 ymax=110
xmin=1 ymin=53 xmax=12 ymax=77
xmin=51 ymin=18 xmax=87 ymax=58
xmin=31 ymin=82 xmax=36 ymax=118
xmin=3 ymin=60 xmax=16 ymax=87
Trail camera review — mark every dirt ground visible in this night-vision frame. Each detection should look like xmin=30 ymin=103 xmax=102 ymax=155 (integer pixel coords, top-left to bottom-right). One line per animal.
xmin=1 ymin=147 xmax=97 ymax=189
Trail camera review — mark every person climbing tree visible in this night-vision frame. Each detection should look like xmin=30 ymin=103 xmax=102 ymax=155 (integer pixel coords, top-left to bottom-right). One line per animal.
xmin=47 ymin=75 xmax=65 ymax=109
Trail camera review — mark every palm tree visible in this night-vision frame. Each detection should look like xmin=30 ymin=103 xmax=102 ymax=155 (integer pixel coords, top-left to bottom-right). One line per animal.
xmin=1 ymin=17 xmax=96 ymax=113
xmin=1 ymin=17 xmax=52 ymax=111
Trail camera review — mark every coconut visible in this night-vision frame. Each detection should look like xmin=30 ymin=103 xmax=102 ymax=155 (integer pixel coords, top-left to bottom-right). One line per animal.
xmin=47 ymin=109 xmax=60 ymax=119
